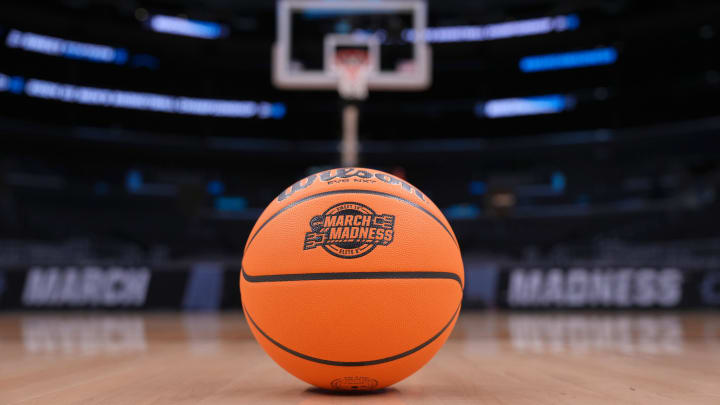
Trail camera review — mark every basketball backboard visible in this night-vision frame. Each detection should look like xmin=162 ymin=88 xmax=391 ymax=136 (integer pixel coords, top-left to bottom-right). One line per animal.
xmin=273 ymin=0 xmax=431 ymax=96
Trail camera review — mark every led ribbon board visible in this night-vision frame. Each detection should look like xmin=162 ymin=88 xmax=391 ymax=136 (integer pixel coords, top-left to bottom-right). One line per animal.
xmin=0 ymin=72 xmax=285 ymax=119
xmin=478 ymin=94 xmax=573 ymax=118
xmin=148 ymin=15 xmax=228 ymax=39
xmin=404 ymin=14 xmax=580 ymax=43
xmin=520 ymin=47 xmax=618 ymax=73
xmin=5 ymin=29 xmax=128 ymax=64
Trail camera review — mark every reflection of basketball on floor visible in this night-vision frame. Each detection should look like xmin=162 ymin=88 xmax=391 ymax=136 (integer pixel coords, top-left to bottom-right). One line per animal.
xmin=240 ymin=168 xmax=464 ymax=390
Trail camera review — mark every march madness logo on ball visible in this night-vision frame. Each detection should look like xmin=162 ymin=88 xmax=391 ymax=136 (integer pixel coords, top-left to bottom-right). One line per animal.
xmin=303 ymin=202 xmax=395 ymax=258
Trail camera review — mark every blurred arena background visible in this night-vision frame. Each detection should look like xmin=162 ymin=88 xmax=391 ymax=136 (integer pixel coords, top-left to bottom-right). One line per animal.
xmin=0 ymin=1 xmax=719 ymax=315
xmin=3 ymin=3 xmax=720 ymax=403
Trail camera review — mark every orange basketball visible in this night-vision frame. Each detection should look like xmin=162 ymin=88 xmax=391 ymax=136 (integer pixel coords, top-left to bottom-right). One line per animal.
xmin=240 ymin=167 xmax=464 ymax=391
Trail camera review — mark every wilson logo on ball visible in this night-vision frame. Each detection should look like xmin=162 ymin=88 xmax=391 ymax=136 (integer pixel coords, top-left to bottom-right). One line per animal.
xmin=303 ymin=202 xmax=395 ymax=259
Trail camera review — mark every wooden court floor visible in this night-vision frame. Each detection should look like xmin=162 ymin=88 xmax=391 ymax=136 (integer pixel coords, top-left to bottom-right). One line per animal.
xmin=1 ymin=311 xmax=719 ymax=404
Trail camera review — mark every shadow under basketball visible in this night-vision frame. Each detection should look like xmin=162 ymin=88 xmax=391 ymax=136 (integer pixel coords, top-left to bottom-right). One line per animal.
xmin=299 ymin=387 xmax=408 ymax=405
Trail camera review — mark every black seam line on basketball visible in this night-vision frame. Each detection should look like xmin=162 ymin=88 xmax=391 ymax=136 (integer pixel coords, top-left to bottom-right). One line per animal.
xmin=243 ymin=303 xmax=460 ymax=367
xmin=242 ymin=267 xmax=463 ymax=289
xmin=244 ymin=189 xmax=458 ymax=253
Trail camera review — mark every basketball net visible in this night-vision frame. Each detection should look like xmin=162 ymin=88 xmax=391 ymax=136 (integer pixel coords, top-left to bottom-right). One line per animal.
xmin=335 ymin=49 xmax=371 ymax=100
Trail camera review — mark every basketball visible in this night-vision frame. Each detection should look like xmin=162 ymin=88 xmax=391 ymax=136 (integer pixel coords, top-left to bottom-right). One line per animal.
xmin=240 ymin=167 xmax=464 ymax=390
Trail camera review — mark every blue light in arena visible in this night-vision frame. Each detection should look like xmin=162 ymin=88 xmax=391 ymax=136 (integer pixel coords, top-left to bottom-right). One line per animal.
xmin=270 ymin=103 xmax=287 ymax=119
xmin=551 ymin=172 xmax=566 ymax=192
xmin=404 ymin=14 xmax=579 ymax=43
xmin=5 ymin=29 xmax=131 ymax=65
xmin=479 ymin=94 xmax=573 ymax=119
xmin=149 ymin=15 xmax=228 ymax=39
xmin=8 ymin=77 xmax=25 ymax=94
xmin=0 ymin=73 xmax=8 ymax=92
xmin=125 ymin=170 xmax=143 ymax=193
xmin=469 ymin=181 xmax=487 ymax=196
xmin=215 ymin=196 xmax=247 ymax=212
xmin=335 ymin=20 xmax=352 ymax=34
xmin=565 ymin=14 xmax=580 ymax=30
xmin=444 ymin=204 xmax=481 ymax=220
xmin=519 ymin=47 xmax=618 ymax=73
xmin=207 ymin=180 xmax=225 ymax=196
xmin=112 ymin=49 xmax=129 ymax=65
